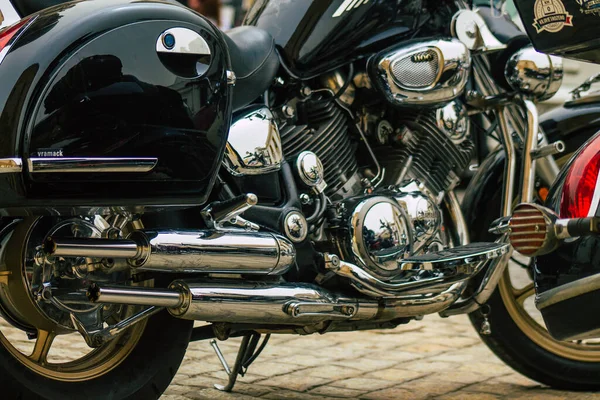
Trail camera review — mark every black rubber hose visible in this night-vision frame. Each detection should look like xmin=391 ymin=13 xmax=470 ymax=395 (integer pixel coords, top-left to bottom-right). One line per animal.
xmin=305 ymin=192 xmax=327 ymax=224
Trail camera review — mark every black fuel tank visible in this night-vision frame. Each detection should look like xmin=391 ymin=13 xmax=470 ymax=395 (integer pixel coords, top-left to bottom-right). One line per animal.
xmin=0 ymin=0 xmax=231 ymax=214
xmin=244 ymin=0 xmax=455 ymax=79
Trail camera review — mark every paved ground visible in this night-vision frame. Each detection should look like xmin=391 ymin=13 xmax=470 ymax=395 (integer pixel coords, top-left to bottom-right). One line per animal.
xmin=1 ymin=282 xmax=600 ymax=399
xmin=159 ymin=315 xmax=600 ymax=400
xmin=0 ymin=253 xmax=598 ymax=399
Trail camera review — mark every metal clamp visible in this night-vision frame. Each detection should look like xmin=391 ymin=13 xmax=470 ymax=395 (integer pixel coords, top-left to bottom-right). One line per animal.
xmin=71 ymin=306 xmax=163 ymax=348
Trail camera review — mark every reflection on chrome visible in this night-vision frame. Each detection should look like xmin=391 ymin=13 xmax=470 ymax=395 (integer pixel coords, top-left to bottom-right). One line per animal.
xmin=46 ymin=229 xmax=296 ymax=276
xmin=505 ymin=45 xmax=563 ymax=101
xmin=436 ymin=100 xmax=470 ymax=145
xmin=394 ymin=181 xmax=443 ymax=253
xmin=223 ymin=107 xmax=283 ymax=176
xmin=350 ymin=197 xmax=412 ymax=278
xmin=372 ymin=38 xmax=471 ymax=106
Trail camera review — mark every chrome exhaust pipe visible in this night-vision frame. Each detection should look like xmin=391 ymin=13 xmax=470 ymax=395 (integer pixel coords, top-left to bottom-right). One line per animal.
xmin=45 ymin=230 xmax=295 ymax=275
xmin=85 ymin=280 xmax=463 ymax=325
xmin=167 ymin=281 xmax=379 ymax=324
xmin=87 ymin=283 xmax=185 ymax=308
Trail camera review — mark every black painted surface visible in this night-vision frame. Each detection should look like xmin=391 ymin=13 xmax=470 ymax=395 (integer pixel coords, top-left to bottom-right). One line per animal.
xmin=514 ymin=0 xmax=600 ymax=63
xmin=244 ymin=0 xmax=457 ymax=79
xmin=0 ymin=0 xmax=232 ymax=213
xmin=540 ymin=288 xmax=600 ymax=340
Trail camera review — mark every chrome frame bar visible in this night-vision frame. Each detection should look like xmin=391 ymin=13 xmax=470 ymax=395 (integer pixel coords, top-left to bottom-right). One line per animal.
xmin=496 ymin=106 xmax=516 ymax=217
xmin=521 ymin=100 xmax=538 ymax=203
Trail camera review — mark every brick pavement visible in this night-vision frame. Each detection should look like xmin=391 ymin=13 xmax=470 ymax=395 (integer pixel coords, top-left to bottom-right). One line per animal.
xmin=161 ymin=315 xmax=600 ymax=400
xmin=1 ymin=304 xmax=599 ymax=399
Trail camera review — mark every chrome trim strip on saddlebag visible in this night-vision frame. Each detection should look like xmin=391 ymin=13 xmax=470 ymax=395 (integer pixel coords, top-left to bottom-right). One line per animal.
xmin=0 ymin=158 xmax=22 ymax=173
xmin=28 ymin=157 xmax=158 ymax=173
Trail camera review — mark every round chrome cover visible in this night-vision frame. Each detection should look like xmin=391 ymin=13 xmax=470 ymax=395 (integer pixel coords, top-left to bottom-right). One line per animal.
xmin=436 ymin=101 xmax=470 ymax=145
xmin=296 ymin=151 xmax=327 ymax=193
xmin=505 ymin=46 xmax=563 ymax=101
xmin=223 ymin=107 xmax=283 ymax=176
xmin=349 ymin=197 xmax=412 ymax=278
xmin=284 ymin=211 xmax=308 ymax=243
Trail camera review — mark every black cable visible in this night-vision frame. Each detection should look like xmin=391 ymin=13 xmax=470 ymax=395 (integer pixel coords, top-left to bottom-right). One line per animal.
xmin=311 ymin=63 xmax=354 ymax=105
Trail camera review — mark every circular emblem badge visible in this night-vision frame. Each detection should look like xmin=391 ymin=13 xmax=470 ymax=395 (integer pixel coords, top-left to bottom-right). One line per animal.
xmin=533 ymin=0 xmax=573 ymax=33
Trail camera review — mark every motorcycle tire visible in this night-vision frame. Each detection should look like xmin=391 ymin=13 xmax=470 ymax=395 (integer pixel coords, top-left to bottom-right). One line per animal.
xmin=0 ymin=310 xmax=193 ymax=400
xmin=468 ymin=187 xmax=600 ymax=391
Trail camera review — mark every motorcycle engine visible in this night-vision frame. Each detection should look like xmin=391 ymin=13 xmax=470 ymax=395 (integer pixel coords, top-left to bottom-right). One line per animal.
xmin=278 ymin=92 xmax=472 ymax=281
xmin=277 ymin=40 xmax=474 ymax=282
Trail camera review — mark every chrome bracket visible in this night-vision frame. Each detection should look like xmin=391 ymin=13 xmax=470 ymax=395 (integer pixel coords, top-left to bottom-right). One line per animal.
xmin=283 ymin=301 xmax=356 ymax=319
xmin=571 ymin=72 xmax=600 ymax=100
xmin=201 ymin=193 xmax=259 ymax=231
xmin=209 ymin=333 xmax=270 ymax=392
xmin=530 ymin=141 xmax=565 ymax=160
xmin=70 ymin=305 xmax=163 ymax=348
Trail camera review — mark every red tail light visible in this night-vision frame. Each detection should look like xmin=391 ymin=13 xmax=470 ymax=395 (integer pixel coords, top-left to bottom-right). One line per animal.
xmin=0 ymin=17 xmax=32 ymax=56
xmin=560 ymin=134 xmax=600 ymax=218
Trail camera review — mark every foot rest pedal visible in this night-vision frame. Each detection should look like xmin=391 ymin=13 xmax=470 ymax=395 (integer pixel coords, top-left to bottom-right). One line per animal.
xmin=398 ymin=242 xmax=509 ymax=271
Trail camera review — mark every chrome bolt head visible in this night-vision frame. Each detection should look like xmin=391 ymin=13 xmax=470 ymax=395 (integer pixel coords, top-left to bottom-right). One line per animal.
xmin=284 ymin=211 xmax=308 ymax=243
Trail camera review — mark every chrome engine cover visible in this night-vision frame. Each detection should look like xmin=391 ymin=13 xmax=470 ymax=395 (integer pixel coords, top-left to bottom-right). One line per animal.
xmin=330 ymin=182 xmax=445 ymax=281
xmin=223 ymin=106 xmax=283 ymax=176
xmin=370 ymin=38 xmax=470 ymax=106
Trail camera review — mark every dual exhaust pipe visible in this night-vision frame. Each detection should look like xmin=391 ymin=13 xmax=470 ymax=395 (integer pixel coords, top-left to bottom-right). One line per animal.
xmin=50 ymin=228 xmax=503 ymax=325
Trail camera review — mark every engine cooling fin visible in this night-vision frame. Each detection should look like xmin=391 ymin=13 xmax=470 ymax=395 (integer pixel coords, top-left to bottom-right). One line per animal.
xmin=375 ymin=109 xmax=475 ymax=194
xmin=279 ymin=97 xmax=358 ymax=198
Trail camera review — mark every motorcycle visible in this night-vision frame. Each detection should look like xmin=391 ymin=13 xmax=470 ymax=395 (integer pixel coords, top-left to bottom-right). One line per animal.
xmin=0 ymin=0 xmax=599 ymax=398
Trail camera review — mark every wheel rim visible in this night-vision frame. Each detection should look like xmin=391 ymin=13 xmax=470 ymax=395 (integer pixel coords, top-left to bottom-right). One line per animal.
xmin=0 ymin=217 xmax=148 ymax=381
xmin=498 ymin=263 xmax=600 ymax=362
xmin=0 ymin=319 xmax=146 ymax=381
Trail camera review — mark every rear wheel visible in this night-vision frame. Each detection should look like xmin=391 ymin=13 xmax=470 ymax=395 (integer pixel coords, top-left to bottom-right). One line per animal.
xmin=0 ymin=217 xmax=193 ymax=400
xmin=469 ymin=188 xmax=600 ymax=390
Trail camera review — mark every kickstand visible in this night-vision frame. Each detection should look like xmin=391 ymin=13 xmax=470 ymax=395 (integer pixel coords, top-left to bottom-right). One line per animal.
xmin=209 ymin=333 xmax=270 ymax=392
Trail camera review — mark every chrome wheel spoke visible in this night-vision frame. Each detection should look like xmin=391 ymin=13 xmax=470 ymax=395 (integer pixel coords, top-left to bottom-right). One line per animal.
xmin=513 ymin=282 xmax=535 ymax=306
xmin=28 ymin=329 xmax=56 ymax=364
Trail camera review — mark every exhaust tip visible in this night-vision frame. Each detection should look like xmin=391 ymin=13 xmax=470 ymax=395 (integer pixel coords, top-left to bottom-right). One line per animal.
xmin=43 ymin=237 xmax=57 ymax=255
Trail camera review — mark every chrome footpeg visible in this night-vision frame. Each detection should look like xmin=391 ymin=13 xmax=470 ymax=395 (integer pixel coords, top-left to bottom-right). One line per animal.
xmin=398 ymin=242 xmax=509 ymax=271
xmin=324 ymin=242 xmax=508 ymax=298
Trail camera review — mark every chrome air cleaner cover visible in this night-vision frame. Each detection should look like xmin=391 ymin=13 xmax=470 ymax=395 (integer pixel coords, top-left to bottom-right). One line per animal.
xmin=370 ymin=38 xmax=471 ymax=106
